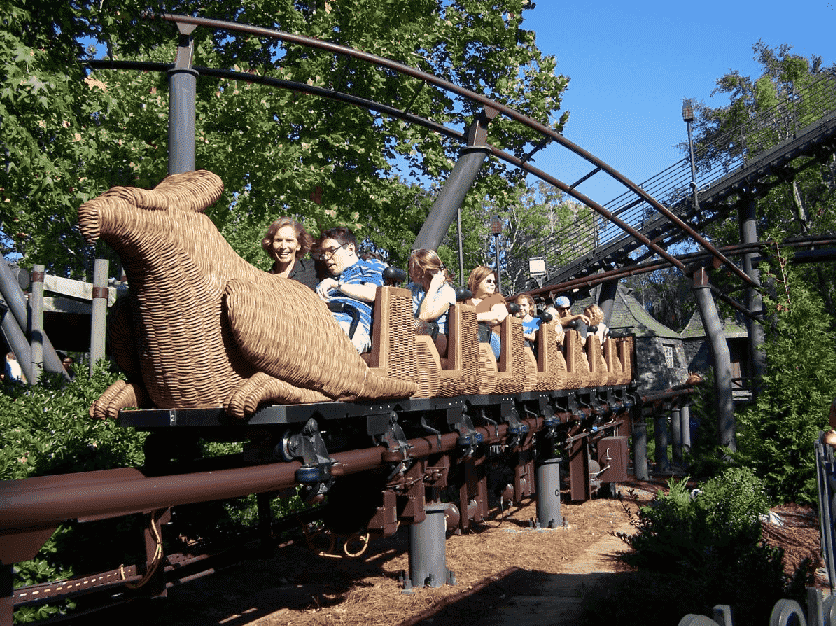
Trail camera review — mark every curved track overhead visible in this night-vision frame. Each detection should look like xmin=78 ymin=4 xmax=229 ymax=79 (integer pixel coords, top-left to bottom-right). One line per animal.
xmin=88 ymin=13 xmax=753 ymax=287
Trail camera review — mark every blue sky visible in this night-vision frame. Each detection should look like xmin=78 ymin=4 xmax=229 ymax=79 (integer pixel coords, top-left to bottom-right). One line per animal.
xmin=523 ymin=0 xmax=835 ymax=206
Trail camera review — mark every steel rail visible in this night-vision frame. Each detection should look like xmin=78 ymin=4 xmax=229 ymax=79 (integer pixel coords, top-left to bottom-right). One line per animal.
xmin=525 ymin=235 xmax=836 ymax=296
xmin=85 ymin=60 xmax=467 ymax=144
xmin=85 ymin=55 xmax=687 ymax=279
xmin=154 ymin=13 xmax=756 ymax=287
xmin=0 ymin=419 xmax=543 ymax=533
xmin=486 ymin=145 xmax=689 ymax=273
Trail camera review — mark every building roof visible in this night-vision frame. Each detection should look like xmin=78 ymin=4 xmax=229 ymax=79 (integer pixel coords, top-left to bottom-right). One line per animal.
xmin=559 ymin=286 xmax=681 ymax=339
xmin=680 ymin=311 xmax=749 ymax=339
xmin=608 ymin=288 xmax=682 ymax=339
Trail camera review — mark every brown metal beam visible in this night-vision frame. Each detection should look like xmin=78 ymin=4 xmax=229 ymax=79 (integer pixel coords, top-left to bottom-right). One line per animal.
xmin=155 ymin=14 xmax=751 ymax=285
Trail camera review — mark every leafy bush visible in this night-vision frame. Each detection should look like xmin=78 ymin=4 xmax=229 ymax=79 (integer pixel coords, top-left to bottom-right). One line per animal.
xmin=0 ymin=364 xmax=145 ymax=481
xmin=583 ymin=468 xmax=797 ymax=626
xmin=1 ymin=365 xmax=305 ymax=623
xmin=0 ymin=364 xmax=148 ymax=622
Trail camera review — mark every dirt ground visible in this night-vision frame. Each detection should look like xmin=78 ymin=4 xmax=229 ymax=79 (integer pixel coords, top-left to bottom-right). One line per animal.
xmin=117 ymin=477 xmax=824 ymax=626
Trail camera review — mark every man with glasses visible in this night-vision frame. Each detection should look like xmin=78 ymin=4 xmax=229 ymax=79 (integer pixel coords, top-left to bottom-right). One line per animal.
xmin=314 ymin=226 xmax=385 ymax=352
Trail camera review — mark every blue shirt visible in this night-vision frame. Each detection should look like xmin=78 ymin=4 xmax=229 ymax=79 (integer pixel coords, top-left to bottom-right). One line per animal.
xmin=522 ymin=316 xmax=541 ymax=336
xmin=319 ymin=258 xmax=386 ymax=337
xmin=407 ymin=281 xmax=457 ymax=335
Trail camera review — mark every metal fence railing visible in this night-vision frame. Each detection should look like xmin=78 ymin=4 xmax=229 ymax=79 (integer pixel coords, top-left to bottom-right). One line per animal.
xmin=540 ymin=71 xmax=836 ymax=282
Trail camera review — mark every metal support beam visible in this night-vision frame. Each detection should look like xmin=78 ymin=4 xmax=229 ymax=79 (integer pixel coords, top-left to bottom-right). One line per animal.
xmin=692 ymin=267 xmax=736 ymax=452
xmin=405 ymin=504 xmax=453 ymax=590
xmin=0 ymin=258 xmax=65 ymax=378
xmin=0 ymin=304 xmax=32 ymax=383
xmin=739 ymin=196 xmax=765 ymax=399
xmin=671 ymin=407 xmax=682 ymax=466
xmin=680 ymin=404 xmax=692 ymax=456
xmin=168 ymin=22 xmax=197 ymax=176
xmin=654 ymin=413 xmax=670 ymax=472
xmin=90 ymin=260 xmax=108 ymax=373
xmin=27 ymin=265 xmax=44 ymax=384
xmin=535 ymin=457 xmax=563 ymax=528
xmin=632 ymin=417 xmax=648 ymax=481
xmin=413 ymin=108 xmax=498 ymax=251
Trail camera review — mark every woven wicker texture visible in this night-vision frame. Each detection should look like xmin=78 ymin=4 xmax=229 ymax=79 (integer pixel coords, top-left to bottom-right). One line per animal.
xmin=562 ymin=330 xmax=587 ymax=389
xmin=437 ymin=305 xmax=480 ymax=398
xmin=617 ymin=336 xmax=635 ymax=385
xmin=476 ymin=343 xmax=498 ymax=395
xmin=522 ymin=347 xmax=538 ymax=391
xmin=365 ymin=287 xmax=417 ymax=385
xmin=495 ymin=316 xmax=525 ymax=394
xmin=79 ymin=170 xmax=415 ymax=419
xmin=90 ymin=378 xmax=151 ymax=421
xmin=604 ymin=338 xmax=623 ymax=386
xmin=413 ymin=336 xmax=441 ymax=399
xmin=586 ymin=336 xmax=609 ymax=388
xmin=106 ymin=294 xmax=142 ymax=382
xmin=534 ymin=322 xmax=567 ymax=391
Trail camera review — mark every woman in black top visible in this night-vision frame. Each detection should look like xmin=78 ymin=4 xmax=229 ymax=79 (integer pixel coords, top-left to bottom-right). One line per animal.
xmin=261 ymin=217 xmax=317 ymax=289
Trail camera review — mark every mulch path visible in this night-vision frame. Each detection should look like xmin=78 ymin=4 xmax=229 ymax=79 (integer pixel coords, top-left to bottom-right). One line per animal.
xmin=106 ymin=477 xmax=825 ymax=626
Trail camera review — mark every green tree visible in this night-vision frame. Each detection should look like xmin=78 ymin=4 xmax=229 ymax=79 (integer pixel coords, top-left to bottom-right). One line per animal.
xmin=622 ymin=267 xmax=694 ymax=331
xmin=695 ymin=42 xmax=835 ymax=178
xmin=1 ymin=0 xmax=570 ymax=278
xmin=464 ymin=180 xmax=595 ymax=294
xmin=691 ymin=42 xmax=836 ymax=305
xmin=735 ymin=248 xmax=836 ymax=504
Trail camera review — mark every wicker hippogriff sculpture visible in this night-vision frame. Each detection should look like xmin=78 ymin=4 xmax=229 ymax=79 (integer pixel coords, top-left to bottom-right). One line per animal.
xmin=79 ymin=170 xmax=416 ymax=419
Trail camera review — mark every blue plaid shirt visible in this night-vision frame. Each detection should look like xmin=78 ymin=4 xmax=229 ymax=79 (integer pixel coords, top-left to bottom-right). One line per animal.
xmin=319 ymin=258 xmax=386 ymax=338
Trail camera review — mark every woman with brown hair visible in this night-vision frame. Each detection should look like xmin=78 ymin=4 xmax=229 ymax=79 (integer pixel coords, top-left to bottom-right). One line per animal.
xmin=261 ymin=217 xmax=317 ymax=289
xmin=466 ymin=266 xmax=508 ymax=358
xmin=407 ymin=249 xmax=457 ymax=357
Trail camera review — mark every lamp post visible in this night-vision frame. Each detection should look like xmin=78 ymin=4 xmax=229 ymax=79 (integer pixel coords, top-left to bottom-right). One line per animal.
xmin=490 ymin=215 xmax=502 ymax=293
xmin=682 ymin=99 xmax=701 ymax=217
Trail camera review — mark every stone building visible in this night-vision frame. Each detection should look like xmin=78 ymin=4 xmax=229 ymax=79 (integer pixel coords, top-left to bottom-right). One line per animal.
xmin=680 ymin=311 xmax=751 ymax=400
xmin=561 ymin=286 xmax=689 ymax=393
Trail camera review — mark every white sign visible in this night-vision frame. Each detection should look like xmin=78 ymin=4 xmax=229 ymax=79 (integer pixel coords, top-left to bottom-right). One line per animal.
xmin=529 ymin=258 xmax=546 ymax=275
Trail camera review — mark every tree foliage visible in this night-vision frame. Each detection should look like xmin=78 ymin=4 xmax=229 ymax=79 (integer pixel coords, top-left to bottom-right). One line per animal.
xmin=448 ymin=180 xmax=595 ymax=294
xmin=677 ymin=42 xmax=836 ymax=324
xmin=735 ymin=250 xmax=836 ymax=504
xmin=622 ymin=267 xmax=694 ymax=331
xmin=693 ymin=43 xmax=836 ymax=285
xmin=1 ymin=0 xmax=570 ymax=277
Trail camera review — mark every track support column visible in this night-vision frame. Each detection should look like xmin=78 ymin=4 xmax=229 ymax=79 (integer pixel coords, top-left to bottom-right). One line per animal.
xmin=739 ymin=195 xmax=764 ymax=400
xmin=671 ymin=407 xmax=682 ymax=466
xmin=632 ymin=416 xmax=649 ymax=481
xmin=403 ymin=504 xmax=455 ymax=591
xmin=654 ymin=412 xmax=670 ymax=472
xmin=536 ymin=457 xmax=564 ymax=528
xmin=692 ymin=267 xmax=736 ymax=452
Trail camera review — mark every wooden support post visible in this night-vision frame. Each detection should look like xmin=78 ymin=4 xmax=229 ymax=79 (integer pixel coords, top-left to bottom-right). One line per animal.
xmin=90 ymin=259 xmax=108 ymax=375
xmin=28 ymin=265 xmax=45 ymax=384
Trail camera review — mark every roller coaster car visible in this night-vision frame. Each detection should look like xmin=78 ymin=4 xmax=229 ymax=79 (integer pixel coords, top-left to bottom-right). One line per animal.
xmin=361 ymin=283 xmax=635 ymax=402
xmin=79 ymin=169 xmax=636 ymax=422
